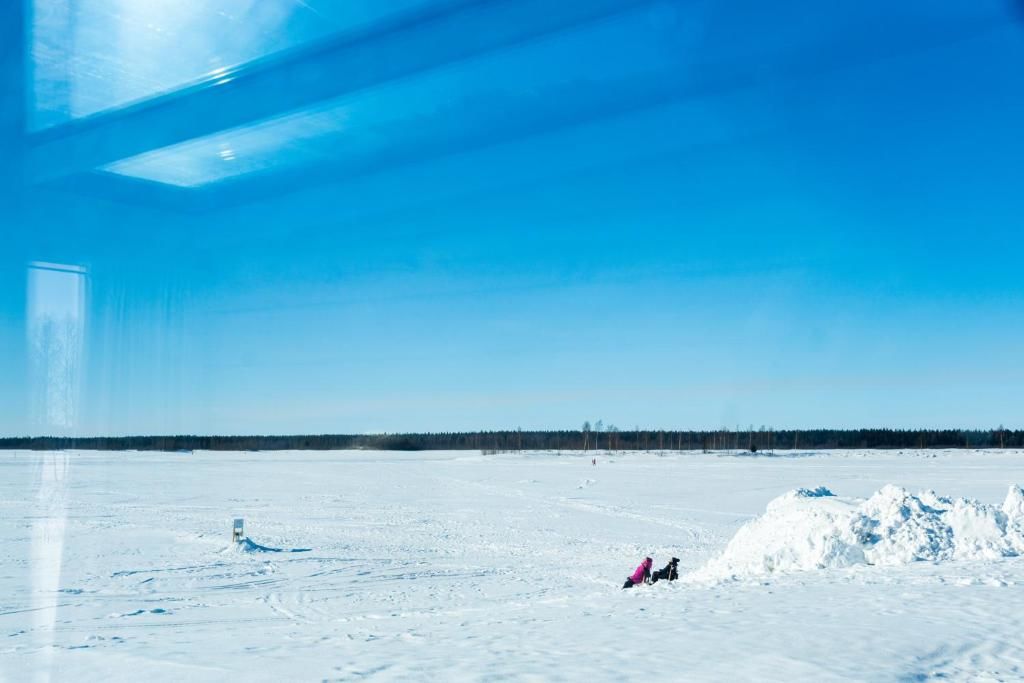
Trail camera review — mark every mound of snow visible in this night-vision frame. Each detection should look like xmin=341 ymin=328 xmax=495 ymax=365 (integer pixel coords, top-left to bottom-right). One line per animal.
xmin=1003 ymin=484 xmax=1024 ymax=519
xmin=690 ymin=484 xmax=1024 ymax=581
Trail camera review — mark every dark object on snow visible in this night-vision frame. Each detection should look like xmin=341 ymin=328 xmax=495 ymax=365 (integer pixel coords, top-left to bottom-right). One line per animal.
xmin=650 ymin=557 xmax=679 ymax=584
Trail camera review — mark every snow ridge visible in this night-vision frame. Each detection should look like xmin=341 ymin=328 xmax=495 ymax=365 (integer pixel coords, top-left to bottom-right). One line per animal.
xmin=690 ymin=484 xmax=1024 ymax=581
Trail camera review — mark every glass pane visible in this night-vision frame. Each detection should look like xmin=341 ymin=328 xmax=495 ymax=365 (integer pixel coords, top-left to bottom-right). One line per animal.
xmin=6 ymin=1 xmax=1024 ymax=679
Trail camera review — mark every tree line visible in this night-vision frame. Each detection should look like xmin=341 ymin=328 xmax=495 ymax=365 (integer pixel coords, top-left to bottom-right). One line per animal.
xmin=1 ymin=427 xmax=1022 ymax=452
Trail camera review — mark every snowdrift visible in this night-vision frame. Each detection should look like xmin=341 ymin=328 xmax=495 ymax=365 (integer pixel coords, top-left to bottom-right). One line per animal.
xmin=690 ymin=484 xmax=1024 ymax=581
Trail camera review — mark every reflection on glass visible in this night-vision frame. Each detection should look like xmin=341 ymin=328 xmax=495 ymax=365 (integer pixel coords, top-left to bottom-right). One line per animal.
xmin=27 ymin=262 xmax=86 ymax=431
xmin=25 ymin=262 xmax=85 ymax=680
xmin=29 ymin=0 xmax=434 ymax=129
xmin=98 ymin=7 xmax=689 ymax=188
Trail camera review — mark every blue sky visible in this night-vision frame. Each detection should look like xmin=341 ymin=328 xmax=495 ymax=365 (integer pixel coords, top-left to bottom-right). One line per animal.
xmin=2 ymin=0 xmax=1024 ymax=435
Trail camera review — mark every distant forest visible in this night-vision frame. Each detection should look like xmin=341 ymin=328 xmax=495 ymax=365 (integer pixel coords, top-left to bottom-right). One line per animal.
xmin=1 ymin=427 xmax=1023 ymax=452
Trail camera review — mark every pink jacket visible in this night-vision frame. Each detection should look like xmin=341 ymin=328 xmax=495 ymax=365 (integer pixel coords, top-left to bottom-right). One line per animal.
xmin=629 ymin=557 xmax=653 ymax=583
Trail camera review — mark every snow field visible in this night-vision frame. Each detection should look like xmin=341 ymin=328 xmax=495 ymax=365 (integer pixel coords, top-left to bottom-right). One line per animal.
xmin=2 ymin=449 xmax=1024 ymax=681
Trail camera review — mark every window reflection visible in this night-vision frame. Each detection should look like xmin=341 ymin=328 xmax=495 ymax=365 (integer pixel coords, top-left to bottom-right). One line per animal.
xmin=29 ymin=0 xmax=433 ymax=129
xmin=26 ymin=261 xmax=86 ymax=432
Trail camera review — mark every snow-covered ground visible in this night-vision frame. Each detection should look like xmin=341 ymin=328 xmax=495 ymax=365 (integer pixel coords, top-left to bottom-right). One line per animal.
xmin=4 ymin=449 xmax=1024 ymax=681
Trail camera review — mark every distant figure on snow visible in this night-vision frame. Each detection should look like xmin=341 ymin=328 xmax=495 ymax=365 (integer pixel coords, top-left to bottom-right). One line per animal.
xmin=650 ymin=557 xmax=679 ymax=584
xmin=592 ymin=458 xmax=596 ymax=466
xmin=622 ymin=557 xmax=652 ymax=589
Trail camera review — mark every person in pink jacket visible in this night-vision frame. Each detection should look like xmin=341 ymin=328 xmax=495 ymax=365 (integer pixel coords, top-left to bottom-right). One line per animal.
xmin=622 ymin=556 xmax=652 ymax=589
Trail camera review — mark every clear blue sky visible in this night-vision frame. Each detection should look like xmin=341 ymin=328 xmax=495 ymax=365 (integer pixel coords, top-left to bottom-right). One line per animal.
xmin=2 ymin=0 xmax=1023 ymax=436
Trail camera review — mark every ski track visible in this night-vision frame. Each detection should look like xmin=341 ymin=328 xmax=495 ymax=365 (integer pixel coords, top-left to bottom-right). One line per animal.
xmin=2 ymin=449 xmax=1024 ymax=681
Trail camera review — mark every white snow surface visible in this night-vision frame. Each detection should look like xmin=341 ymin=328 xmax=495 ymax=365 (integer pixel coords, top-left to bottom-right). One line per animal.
xmin=4 ymin=448 xmax=1024 ymax=681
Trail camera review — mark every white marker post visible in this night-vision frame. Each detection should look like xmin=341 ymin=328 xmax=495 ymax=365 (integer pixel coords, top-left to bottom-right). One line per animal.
xmin=232 ymin=518 xmax=244 ymax=543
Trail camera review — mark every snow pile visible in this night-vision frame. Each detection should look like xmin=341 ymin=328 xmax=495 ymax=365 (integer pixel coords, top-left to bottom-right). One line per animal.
xmin=691 ymin=484 xmax=1024 ymax=581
